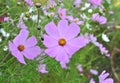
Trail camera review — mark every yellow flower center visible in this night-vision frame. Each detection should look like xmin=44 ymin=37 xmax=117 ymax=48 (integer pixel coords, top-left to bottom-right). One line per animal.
xmin=58 ymin=38 xmax=66 ymax=46
xmin=18 ymin=45 xmax=25 ymax=51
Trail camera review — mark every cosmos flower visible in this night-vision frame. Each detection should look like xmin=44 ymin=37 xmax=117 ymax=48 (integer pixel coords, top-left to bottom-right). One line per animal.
xmin=99 ymin=70 xmax=114 ymax=83
xmin=43 ymin=20 xmax=89 ymax=68
xmin=77 ymin=64 xmax=83 ymax=74
xmin=58 ymin=7 xmax=67 ymax=20
xmin=92 ymin=13 xmax=107 ymax=25
xmin=90 ymin=70 xmax=114 ymax=83
xmin=47 ymin=0 xmax=57 ymax=9
xmin=8 ymin=29 xmax=41 ymax=64
xmin=37 ymin=64 xmax=48 ymax=74
xmin=90 ymin=69 xmax=98 ymax=75
xmin=67 ymin=16 xmax=84 ymax=25
xmin=89 ymin=34 xmax=110 ymax=57
xmin=24 ymin=0 xmax=34 ymax=6
xmin=88 ymin=0 xmax=102 ymax=7
xmin=90 ymin=78 xmax=95 ymax=83
xmin=17 ymin=17 xmax=27 ymax=29
xmin=73 ymin=0 xmax=83 ymax=8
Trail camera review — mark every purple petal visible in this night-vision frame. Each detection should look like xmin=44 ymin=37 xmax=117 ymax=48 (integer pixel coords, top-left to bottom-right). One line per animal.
xmin=23 ymin=46 xmax=41 ymax=59
xmin=98 ymin=16 xmax=107 ymax=24
xmin=104 ymin=78 xmax=114 ymax=83
xmin=17 ymin=18 xmax=27 ymax=29
xmin=24 ymin=36 xmax=37 ymax=48
xmin=45 ymin=46 xmax=61 ymax=58
xmin=67 ymin=36 xmax=89 ymax=49
xmin=13 ymin=29 xmax=29 ymax=46
xmin=64 ymin=44 xmax=79 ymax=58
xmin=37 ymin=64 xmax=48 ymax=74
xmin=64 ymin=22 xmax=80 ymax=40
xmin=92 ymin=13 xmax=100 ymax=21
xmin=11 ymin=50 xmax=26 ymax=64
xmin=43 ymin=35 xmax=58 ymax=48
xmin=45 ymin=22 xmax=60 ymax=40
xmin=58 ymin=20 xmax=69 ymax=37
xmin=58 ymin=8 xmax=66 ymax=19
xmin=89 ymin=78 xmax=95 ymax=83
xmin=24 ymin=0 xmax=34 ymax=6
xmin=55 ymin=47 xmax=69 ymax=64
xmin=8 ymin=41 xmax=17 ymax=51
xmin=90 ymin=69 xmax=98 ymax=75
xmin=60 ymin=62 xmax=68 ymax=69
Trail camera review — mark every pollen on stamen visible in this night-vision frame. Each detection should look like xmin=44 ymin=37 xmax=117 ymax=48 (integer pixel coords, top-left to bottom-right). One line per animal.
xmin=18 ymin=45 xmax=25 ymax=51
xmin=58 ymin=38 xmax=66 ymax=46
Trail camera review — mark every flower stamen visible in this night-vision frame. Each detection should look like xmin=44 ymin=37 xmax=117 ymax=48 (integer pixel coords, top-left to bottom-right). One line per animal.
xmin=18 ymin=45 xmax=25 ymax=51
xmin=58 ymin=38 xmax=66 ymax=46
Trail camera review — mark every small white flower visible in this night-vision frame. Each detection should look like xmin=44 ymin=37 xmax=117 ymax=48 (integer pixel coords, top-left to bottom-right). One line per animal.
xmin=29 ymin=7 xmax=36 ymax=13
xmin=88 ymin=9 xmax=93 ymax=13
xmin=0 ymin=37 xmax=2 ymax=42
xmin=85 ymin=3 xmax=90 ymax=8
xmin=102 ymin=34 xmax=110 ymax=42
xmin=86 ymin=23 xmax=92 ymax=30
xmin=6 ymin=33 xmax=10 ymax=38
xmin=106 ymin=0 xmax=111 ymax=4
xmin=0 ymin=28 xmax=10 ymax=38
xmin=81 ymin=7 xmax=86 ymax=11
xmin=0 ymin=28 xmax=6 ymax=37
xmin=3 ymin=46 xmax=8 ymax=51
xmin=31 ymin=15 xmax=37 ymax=21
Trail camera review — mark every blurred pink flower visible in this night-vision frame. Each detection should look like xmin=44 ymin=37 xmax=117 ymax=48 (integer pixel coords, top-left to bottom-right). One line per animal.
xmin=37 ymin=64 xmax=48 ymax=74
xmin=109 ymin=11 xmax=114 ymax=14
xmin=17 ymin=18 xmax=27 ymax=29
xmin=90 ymin=78 xmax=95 ymax=83
xmin=90 ymin=70 xmax=114 ymax=83
xmin=77 ymin=64 xmax=83 ymax=74
xmin=99 ymin=70 xmax=114 ymax=83
xmin=89 ymin=34 xmax=110 ymax=57
xmin=24 ymin=0 xmax=34 ymax=6
xmin=67 ymin=16 xmax=84 ymax=25
xmin=90 ymin=69 xmax=98 ymax=75
xmin=73 ymin=0 xmax=83 ymax=8
xmin=43 ymin=20 xmax=89 ymax=68
xmin=88 ymin=0 xmax=102 ymax=7
xmin=58 ymin=7 xmax=67 ymax=20
xmin=9 ymin=29 xmax=41 ymax=64
xmin=92 ymin=13 xmax=107 ymax=25
xmin=47 ymin=0 xmax=56 ymax=9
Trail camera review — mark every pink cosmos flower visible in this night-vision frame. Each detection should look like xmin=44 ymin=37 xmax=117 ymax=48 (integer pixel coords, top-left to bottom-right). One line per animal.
xmin=90 ymin=70 xmax=114 ymax=83
xmin=92 ymin=13 xmax=107 ymax=25
xmin=9 ymin=29 xmax=41 ymax=64
xmin=89 ymin=34 xmax=110 ymax=57
xmin=17 ymin=18 xmax=27 ymax=29
xmin=37 ymin=64 xmax=48 ymax=74
xmin=90 ymin=69 xmax=98 ymax=75
xmin=73 ymin=0 xmax=83 ymax=8
xmin=88 ymin=0 xmax=102 ymax=7
xmin=58 ymin=7 xmax=67 ymax=20
xmin=109 ymin=11 xmax=114 ymax=14
xmin=24 ymin=0 xmax=34 ymax=6
xmin=43 ymin=20 xmax=89 ymax=68
xmin=67 ymin=16 xmax=84 ymax=25
xmin=99 ymin=70 xmax=114 ymax=83
xmin=90 ymin=78 xmax=95 ymax=83
xmin=77 ymin=64 xmax=83 ymax=74
xmin=47 ymin=0 xmax=57 ymax=9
